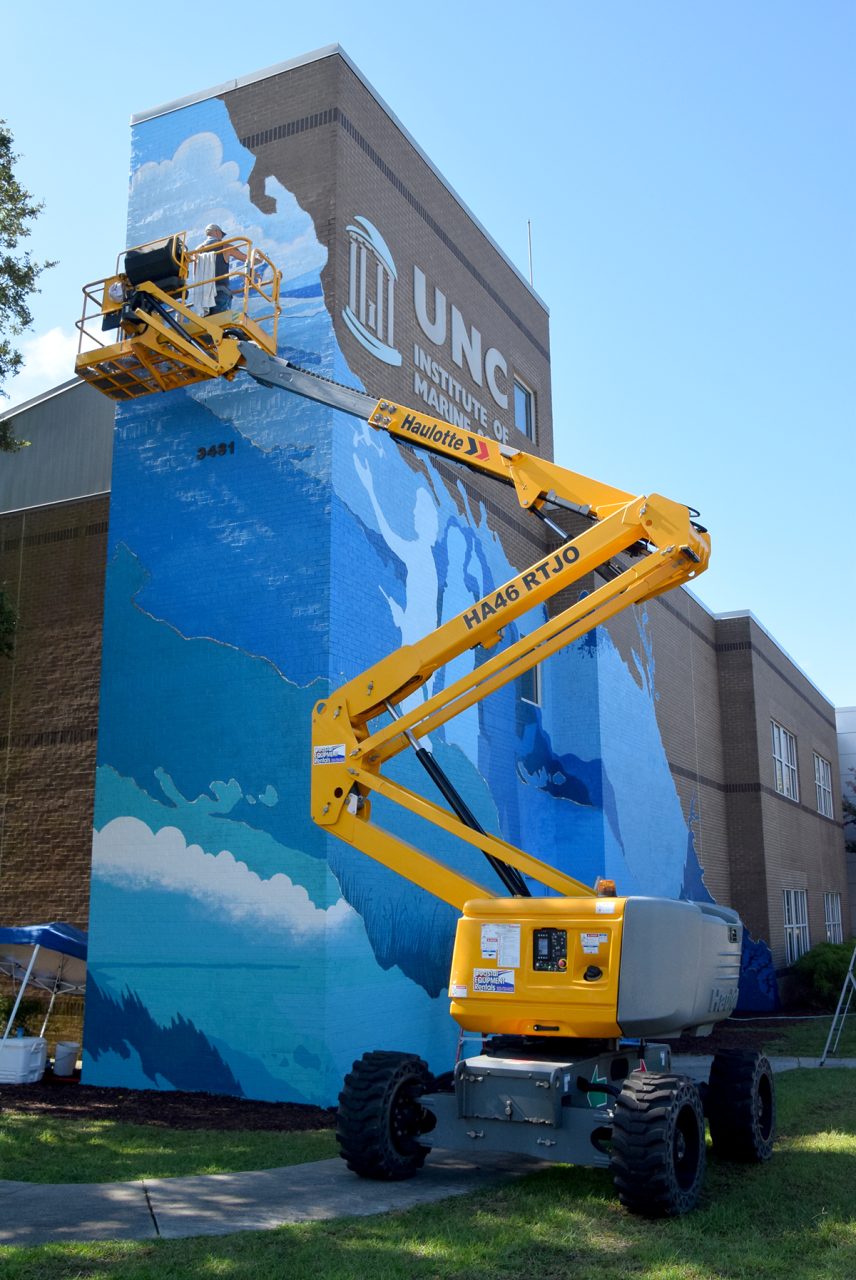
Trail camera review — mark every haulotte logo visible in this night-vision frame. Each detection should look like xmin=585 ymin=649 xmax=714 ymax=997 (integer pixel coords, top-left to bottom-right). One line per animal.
xmin=342 ymin=216 xmax=402 ymax=367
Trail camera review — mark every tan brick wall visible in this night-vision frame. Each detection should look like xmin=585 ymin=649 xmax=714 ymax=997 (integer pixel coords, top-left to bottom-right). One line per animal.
xmin=0 ymin=978 xmax=84 ymax=1059
xmin=0 ymin=496 xmax=108 ymax=928
xmin=714 ymin=614 xmax=848 ymax=963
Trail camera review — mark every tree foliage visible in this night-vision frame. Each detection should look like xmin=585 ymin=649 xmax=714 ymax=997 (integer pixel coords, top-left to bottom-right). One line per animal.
xmin=0 ymin=418 xmax=29 ymax=451
xmin=0 ymin=117 xmax=54 ymax=422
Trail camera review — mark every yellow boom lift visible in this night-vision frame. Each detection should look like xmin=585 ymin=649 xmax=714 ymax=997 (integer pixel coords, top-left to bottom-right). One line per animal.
xmin=77 ymin=247 xmax=775 ymax=1216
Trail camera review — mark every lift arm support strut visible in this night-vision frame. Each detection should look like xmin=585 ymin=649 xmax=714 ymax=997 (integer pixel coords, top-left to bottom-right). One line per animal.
xmin=239 ymin=346 xmax=710 ymax=912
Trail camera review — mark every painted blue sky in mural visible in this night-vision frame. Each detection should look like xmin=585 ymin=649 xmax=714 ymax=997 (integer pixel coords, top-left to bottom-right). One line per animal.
xmin=87 ymin=95 xmax=728 ymax=1107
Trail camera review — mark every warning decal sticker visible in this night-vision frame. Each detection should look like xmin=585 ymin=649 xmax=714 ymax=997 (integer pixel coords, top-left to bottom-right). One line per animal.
xmin=480 ymin=923 xmax=521 ymax=967
xmin=313 ymin=744 xmax=346 ymax=765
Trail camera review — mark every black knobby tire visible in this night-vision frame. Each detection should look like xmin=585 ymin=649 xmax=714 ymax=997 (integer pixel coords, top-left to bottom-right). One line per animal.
xmin=337 ymin=1050 xmax=434 ymax=1180
xmin=707 ymin=1050 xmax=776 ymax=1162
xmin=610 ymin=1071 xmax=707 ymax=1217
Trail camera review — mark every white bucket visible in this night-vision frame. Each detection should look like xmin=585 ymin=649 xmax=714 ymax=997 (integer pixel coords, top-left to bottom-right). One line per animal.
xmin=0 ymin=1036 xmax=48 ymax=1083
xmin=53 ymin=1041 xmax=80 ymax=1077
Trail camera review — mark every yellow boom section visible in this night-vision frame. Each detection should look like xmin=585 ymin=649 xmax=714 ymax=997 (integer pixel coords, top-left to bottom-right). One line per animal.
xmin=311 ymin=400 xmax=710 ymax=910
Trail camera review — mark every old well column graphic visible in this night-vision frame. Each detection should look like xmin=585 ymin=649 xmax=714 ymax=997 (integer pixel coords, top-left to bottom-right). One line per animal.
xmin=343 ymin=215 xmax=401 ymax=366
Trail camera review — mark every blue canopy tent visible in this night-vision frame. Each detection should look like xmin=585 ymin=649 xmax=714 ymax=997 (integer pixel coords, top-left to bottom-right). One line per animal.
xmin=0 ymin=923 xmax=87 ymax=1045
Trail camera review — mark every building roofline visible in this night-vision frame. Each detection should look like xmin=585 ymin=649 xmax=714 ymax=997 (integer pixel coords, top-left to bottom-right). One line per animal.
xmin=131 ymin=44 xmax=548 ymax=311
xmin=713 ymin=608 xmax=833 ymax=707
xmin=0 ymin=490 xmax=110 ymax=519
xmin=683 ymin=589 xmax=835 ymax=706
xmin=3 ymin=377 xmax=87 ymax=419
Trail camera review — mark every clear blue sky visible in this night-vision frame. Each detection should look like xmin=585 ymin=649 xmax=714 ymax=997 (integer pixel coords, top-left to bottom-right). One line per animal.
xmin=4 ymin=1 xmax=854 ymax=706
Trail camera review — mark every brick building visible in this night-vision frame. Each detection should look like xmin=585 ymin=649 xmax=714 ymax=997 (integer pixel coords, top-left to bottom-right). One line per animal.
xmin=0 ymin=46 xmax=848 ymax=1102
xmin=0 ymin=380 xmax=112 ymax=928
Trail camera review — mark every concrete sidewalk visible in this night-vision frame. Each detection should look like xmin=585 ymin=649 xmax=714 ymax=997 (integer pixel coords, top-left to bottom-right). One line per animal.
xmin=2 ymin=1055 xmax=854 ymax=1249
xmin=0 ymin=1150 xmax=548 ymax=1248
xmin=671 ymin=1053 xmax=856 ymax=1081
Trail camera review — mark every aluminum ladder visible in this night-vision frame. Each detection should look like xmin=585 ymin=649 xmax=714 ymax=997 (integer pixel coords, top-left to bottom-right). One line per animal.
xmin=820 ymin=942 xmax=856 ymax=1066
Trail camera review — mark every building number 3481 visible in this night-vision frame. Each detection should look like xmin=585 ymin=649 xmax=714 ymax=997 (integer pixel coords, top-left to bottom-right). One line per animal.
xmin=196 ymin=442 xmax=236 ymax=460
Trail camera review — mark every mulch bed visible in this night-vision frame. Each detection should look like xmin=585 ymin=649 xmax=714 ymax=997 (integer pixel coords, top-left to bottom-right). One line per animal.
xmin=670 ymin=1015 xmax=791 ymax=1055
xmin=0 ymin=1016 xmax=804 ymax=1131
xmin=0 ymin=1073 xmax=336 ymax=1131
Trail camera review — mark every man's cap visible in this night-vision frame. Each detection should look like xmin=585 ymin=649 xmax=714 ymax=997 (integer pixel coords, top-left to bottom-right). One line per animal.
xmin=205 ymin=223 xmax=225 ymax=237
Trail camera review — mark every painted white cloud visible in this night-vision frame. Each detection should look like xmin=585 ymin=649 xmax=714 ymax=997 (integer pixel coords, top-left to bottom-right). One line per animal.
xmin=128 ymin=131 xmax=326 ymax=283
xmin=93 ymin=816 xmax=353 ymax=937
xmin=7 ymin=129 xmax=325 ymax=411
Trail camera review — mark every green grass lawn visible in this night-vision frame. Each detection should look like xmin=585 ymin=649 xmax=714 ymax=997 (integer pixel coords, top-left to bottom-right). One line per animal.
xmin=761 ymin=1015 xmax=856 ymax=1058
xmin=0 ymin=1116 xmax=336 ymax=1184
xmin=0 ymin=1069 xmax=854 ymax=1280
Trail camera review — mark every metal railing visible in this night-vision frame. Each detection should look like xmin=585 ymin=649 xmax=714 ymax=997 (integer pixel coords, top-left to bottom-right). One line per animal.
xmin=76 ymin=232 xmax=281 ymax=357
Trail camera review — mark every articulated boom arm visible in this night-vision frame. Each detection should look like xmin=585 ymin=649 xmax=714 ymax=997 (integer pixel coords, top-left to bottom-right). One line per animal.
xmin=312 ymin=399 xmax=710 ymax=911
xmin=72 ymin=245 xmax=710 ymax=917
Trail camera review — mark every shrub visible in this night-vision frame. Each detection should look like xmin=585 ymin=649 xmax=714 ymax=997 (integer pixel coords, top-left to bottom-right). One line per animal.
xmin=792 ymin=940 xmax=855 ymax=1009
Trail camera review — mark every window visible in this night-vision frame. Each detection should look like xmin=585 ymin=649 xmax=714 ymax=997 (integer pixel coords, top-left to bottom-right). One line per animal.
xmin=783 ymin=889 xmax=810 ymax=965
xmin=771 ymin=720 xmax=799 ymax=801
xmin=824 ymin=892 xmax=843 ymax=944
xmin=513 ymin=378 xmax=535 ymax=440
xmin=814 ymin=752 xmax=834 ymax=818
xmin=519 ymin=663 xmax=541 ymax=707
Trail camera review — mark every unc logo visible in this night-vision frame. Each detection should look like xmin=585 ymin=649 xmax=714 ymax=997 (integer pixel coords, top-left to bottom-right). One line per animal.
xmin=342 ymin=216 xmax=402 ymax=366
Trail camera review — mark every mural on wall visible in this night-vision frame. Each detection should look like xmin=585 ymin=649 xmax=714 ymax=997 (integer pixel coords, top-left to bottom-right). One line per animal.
xmin=85 ymin=96 xmax=770 ymax=1107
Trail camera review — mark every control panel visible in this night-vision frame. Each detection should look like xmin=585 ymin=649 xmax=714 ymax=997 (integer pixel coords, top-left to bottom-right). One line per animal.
xmin=533 ymin=927 xmax=567 ymax=972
